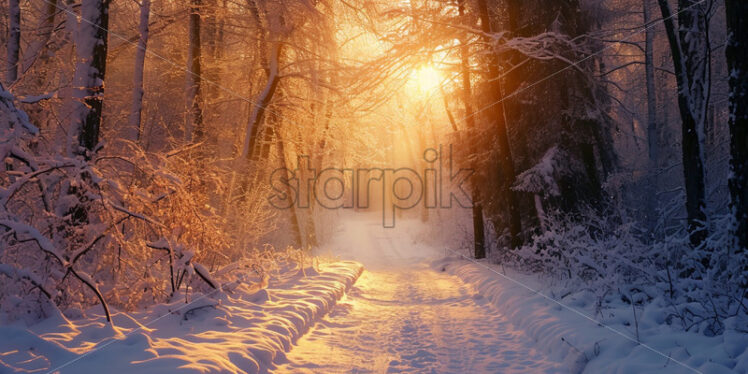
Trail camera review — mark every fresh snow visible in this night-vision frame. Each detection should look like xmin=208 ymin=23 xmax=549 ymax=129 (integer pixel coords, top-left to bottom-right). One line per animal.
xmin=277 ymin=214 xmax=566 ymax=373
xmin=0 ymin=260 xmax=362 ymax=373
xmin=1 ymin=213 xmax=746 ymax=373
xmin=433 ymin=257 xmax=748 ymax=374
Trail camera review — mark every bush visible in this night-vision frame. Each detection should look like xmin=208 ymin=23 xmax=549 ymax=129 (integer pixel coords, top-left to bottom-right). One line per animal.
xmin=492 ymin=207 xmax=748 ymax=336
xmin=1 ymin=89 xmax=275 ymax=324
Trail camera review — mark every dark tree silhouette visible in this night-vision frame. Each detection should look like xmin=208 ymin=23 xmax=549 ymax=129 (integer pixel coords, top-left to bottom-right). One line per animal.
xmin=657 ymin=0 xmax=709 ymax=248
xmin=726 ymin=0 xmax=748 ymax=254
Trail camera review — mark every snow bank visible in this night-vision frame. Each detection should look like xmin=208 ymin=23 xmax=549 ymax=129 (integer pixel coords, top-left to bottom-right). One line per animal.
xmin=0 ymin=260 xmax=363 ymax=373
xmin=433 ymin=256 xmax=748 ymax=374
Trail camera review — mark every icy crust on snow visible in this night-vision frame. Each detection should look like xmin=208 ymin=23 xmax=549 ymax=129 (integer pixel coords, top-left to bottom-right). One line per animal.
xmin=433 ymin=257 xmax=748 ymax=374
xmin=0 ymin=260 xmax=363 ymax=373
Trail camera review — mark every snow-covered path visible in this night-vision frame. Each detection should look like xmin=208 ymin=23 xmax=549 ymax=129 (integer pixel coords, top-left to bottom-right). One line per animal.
xmin=275 ymin=215 xmax=566 ymax=373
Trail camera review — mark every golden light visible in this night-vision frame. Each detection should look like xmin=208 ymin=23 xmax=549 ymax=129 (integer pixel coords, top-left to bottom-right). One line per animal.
xmin=410 ymin=65 xmax=443 ymax=94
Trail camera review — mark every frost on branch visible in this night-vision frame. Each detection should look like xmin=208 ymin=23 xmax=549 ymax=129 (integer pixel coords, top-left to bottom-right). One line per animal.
xmin=0 ymin=88 xmax=255 ymax=324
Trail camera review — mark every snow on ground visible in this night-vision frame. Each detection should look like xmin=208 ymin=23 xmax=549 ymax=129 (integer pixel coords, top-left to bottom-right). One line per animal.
xmin=276 ymin=213 xmax=566 ymax=373
xmin=434 ymin=256 xmax=748 ymax=374
xmin=0 ymin=259 xmax=362 ymax=373
xmin=4 ymin=211 xmax=744 ymax=374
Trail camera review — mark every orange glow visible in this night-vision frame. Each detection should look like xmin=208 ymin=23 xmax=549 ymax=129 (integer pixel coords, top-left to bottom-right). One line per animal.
xmin=410 ymin=65 xmax=443 ymax=94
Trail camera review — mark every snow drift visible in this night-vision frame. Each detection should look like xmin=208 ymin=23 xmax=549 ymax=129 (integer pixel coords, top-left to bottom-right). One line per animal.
xmin=433 ymin=256 xmax=748 ymax=374
xmin=0 ymin=260 xmax=363 ymax=373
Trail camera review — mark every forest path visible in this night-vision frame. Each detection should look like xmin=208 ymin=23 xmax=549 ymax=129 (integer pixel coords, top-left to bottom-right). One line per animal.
xmin=274 ymin=214 xmax=566 ymax=373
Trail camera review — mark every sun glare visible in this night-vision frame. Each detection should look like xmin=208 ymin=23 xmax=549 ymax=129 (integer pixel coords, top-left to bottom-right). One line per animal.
xmin=411 ymin=65 xmax=442 ymax=94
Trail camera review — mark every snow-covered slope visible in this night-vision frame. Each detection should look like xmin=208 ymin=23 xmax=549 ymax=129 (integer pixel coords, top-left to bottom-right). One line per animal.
xmin=435 ymin=256 xmax=748 ymax=374
xmin=0 ymin=260 xmax=362 ymax=373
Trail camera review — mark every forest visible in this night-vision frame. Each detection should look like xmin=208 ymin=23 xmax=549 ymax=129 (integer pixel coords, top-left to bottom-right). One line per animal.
xmin=1 ymin=0 xmax=747 ymax=372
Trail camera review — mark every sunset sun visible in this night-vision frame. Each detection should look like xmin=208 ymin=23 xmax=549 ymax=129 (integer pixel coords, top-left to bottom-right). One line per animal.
xmin=411 ymin=65 xmax=442 ymax=94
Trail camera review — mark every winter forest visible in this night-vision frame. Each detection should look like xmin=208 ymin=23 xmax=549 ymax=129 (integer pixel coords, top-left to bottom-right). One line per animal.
xmin=1 ymin=0 xmax=747 ymax=372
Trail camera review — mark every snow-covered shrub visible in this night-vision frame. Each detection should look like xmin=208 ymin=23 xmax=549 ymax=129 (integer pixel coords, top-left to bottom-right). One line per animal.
xmin=661 ymin=213 xmax=748 ymax=335
xmin=498 ymin=207 xmax=659 ymax=290
xmin=0 ymin=87 xmax=276 ymax=324
xmin=491 ymin=203 xmax=747 ymax=336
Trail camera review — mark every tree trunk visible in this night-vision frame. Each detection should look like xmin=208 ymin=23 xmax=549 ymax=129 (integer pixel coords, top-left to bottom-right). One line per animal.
xmin=657 ymin=0 xmax=708 ymax=247
xmin=275 ymin=122 xmax=304 ymax=249
xmin=129 ymin=0 xmax=151 ymax=142
xmin=644 ymin=0 xmax=658 ymax=167
xmin=457 ymin=0 xmax=487 ymax=259
xmin=248 ymin=0 xmax=268 ymax=75
xmin=202 ymin=0 xmax=221 ymax=149
xmin=22 ymin=0 xmax=58 ymax=74
xmin=71 ymin=0 xmax=111 ymax=154
xmin=241 ymin=42 xmax=281 ymax=161
xmin=290 ymin=130 xmax=319 ymax=248
xmin=475 ymin=0 xmax=522 ymax=249
xmin=726 ymin=0 xmax=748 ymax=253
xmin=6 ymin=0 xmax=21 ymax=84
xmin=205 ymin=0 xmax=219 ymax=60
xmin=643 ymin=0 xmax=659 ymax=237
xmin=187 ymin=0 xmax=204 ymax=142
xmin=237 ymin=5 xmax=282 ymax=204
xmin=217 ymin=0 xmax=227 ymax=59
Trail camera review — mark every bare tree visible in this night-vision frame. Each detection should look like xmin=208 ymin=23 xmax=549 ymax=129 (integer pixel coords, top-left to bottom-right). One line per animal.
xmin=475 ymin=0 xmax=523 ymax=249
xmin=456 ymin=0 xmax=487 ymax=259
xmin=657 ymin=0 xmax=709 ymax=247
xmin=241 ymin=1 xmax=281 ymax=162
xmin=644 ymin=0 xmax=659 ymax=237
xmin=129 ymin=0 xmax=151 ymax=141
xmin=274 ymin=117 xmax=304 ymax=249
xmin=644 ymin=0 xmax=658 ymax=168
xmin=726 ymin=0 xmax=748 ymax=253
xmin=71 ymin=0 xmax=111 ymax=154
xmin=21 ymin=0 xmax=58 ymax=74
xmin=6 ymin=0 xmax=21 ymax=83
xmin=187 ymin=0 xmax=204 ymax=142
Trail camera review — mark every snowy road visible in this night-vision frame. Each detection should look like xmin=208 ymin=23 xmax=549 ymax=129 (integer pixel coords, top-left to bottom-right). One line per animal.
xmin=275 ymin=215 xmax=566 ymax=373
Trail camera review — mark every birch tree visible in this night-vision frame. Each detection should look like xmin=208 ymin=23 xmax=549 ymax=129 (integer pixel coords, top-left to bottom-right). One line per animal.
xmin=71 ymin=0 xmax=111 ymax=154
